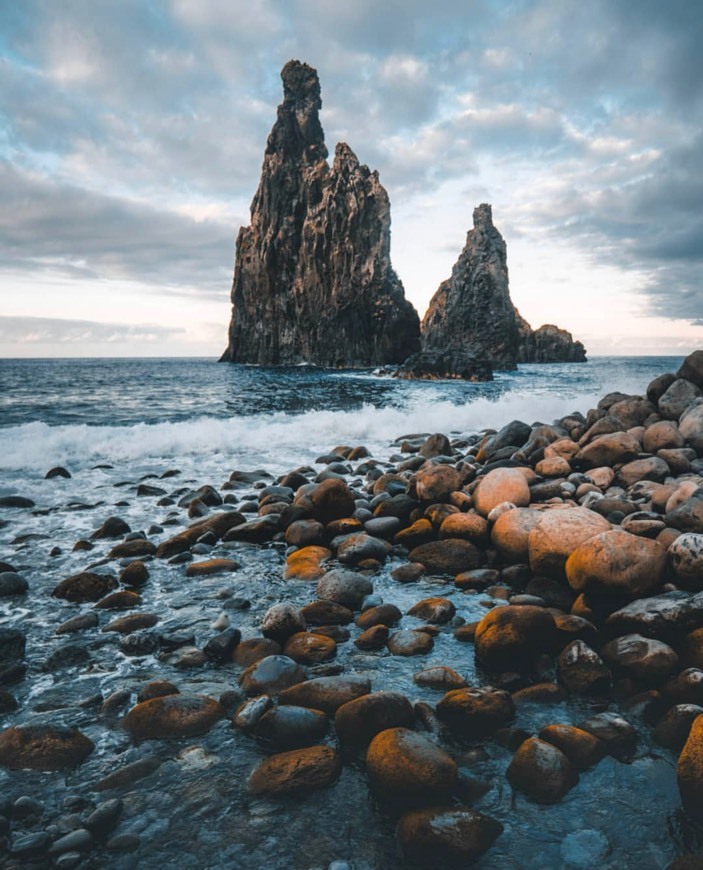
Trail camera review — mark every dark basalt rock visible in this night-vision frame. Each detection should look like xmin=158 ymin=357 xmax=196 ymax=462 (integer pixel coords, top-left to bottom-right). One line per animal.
xmin=393 ymin=349 xmax=493 ymax=382
xmin=516 ymin=316 xmax=587 ymax=363
xmin=421 ymin=204 xmax=586 ymax=368
xmin=221 ymin=60 xmax=420 ymax=367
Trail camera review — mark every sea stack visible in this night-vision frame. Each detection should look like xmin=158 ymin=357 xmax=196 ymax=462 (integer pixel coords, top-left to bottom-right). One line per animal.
xmin=220 ymin=60 xmax=421 ymax=367
xmin=422 ymin=204 xmax=520 ymax=370
xmin=421 ymin=204 xmax=586 ymax=368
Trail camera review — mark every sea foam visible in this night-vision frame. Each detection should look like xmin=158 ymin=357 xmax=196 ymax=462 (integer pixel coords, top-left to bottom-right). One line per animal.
xmin=0 ymin=390 xmax=605 ymax=474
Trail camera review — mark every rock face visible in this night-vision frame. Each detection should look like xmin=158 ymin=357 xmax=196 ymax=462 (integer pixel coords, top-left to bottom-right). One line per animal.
xmin=422 ymin=204 xmax=519 ymax=369
xmin=516 ymin=315 xmax=587 ymax=363
xmin=421 ymin=204 xmax=586 ymax=368
xmin=392 ymin=349 xmax=493 ymax=381
xmin=221 ymin=60 xmax=420 ymax=367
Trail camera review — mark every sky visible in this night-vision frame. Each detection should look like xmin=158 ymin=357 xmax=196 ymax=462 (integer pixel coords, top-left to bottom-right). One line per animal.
xmin=1 ymin=0 xmax=703 ymax=358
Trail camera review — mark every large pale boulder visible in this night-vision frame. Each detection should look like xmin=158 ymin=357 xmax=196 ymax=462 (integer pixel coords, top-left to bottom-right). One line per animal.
xmin=566 ymin=530 xmax=666 ymax=597
xmin=491 ymin=507 xmax=546 ymax=563
xmin=473 ymin=468 xmax=530 ymax=517
xmin=528 ymin=508 xmax=611 ymax=578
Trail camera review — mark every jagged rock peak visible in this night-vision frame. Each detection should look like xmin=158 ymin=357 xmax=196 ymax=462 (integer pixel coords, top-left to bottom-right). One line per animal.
xmin=266 ymin=60 xmax=327 ymax=161
xmin=221 ymin=61 xmax=421 ymax=367
xmin=421 ymin=203 xmax=586 ymax=369
xmin=421 ymin=203 xmax=518 ymax=370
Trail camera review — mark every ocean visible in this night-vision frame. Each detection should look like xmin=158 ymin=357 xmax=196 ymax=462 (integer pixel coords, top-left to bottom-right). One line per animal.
xmin=0 ymin=354 xmax=694 ymax=869
xmin=0 ymin=355 xmax=682 ymax=477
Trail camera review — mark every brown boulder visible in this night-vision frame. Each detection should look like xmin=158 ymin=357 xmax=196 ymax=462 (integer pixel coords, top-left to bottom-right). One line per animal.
xmin=121 ymin=694 xmax=224 ymax=740
xmin=0 ymin=725 xmax=94 ymax=770
xmin=557 ymin=640 xmax=611 ymax=695
xmin=491 ymin=507 xmax=547 ymax=563
xmin=334 ymin=691 xmax=415 ymax=747
xmin=413 ymin=465 xmax=462 ymax=503
xmin=474 ymin=605 xmax=557 ymax=672
xmin=643 ymin=420 xmax=685 ymax=453
xmin=278 ymin=675 xmax=370 ymax=715
xmin=283 ymin=632 xmax=336 ymax=664
xmin=677 ymin=713 xmax=703 ymax=820
xmin=284 ymin=545 xmax=331 ymax=581
xmin=538 ymin=723 xmax=606 ymax=770
xmin=407 ymin=597 xmax=456 ymax=624
xmin=248 ymin=745 xmax=341 ymax=797
xmin=408 ymin=539 xmax=481 ymax=575
xmin=439 ymin=512 xmax=488 ymax=544
xmin=396 ymin=807 xmax=503 ymax=866
xmin=366 ymin=727 xmax=457 ymax=809
xmin=601 ymin=633 xmax=678 ymax=685
xmin=566 ymin=530 xmax=666 ymax=597
xmin=506 ymin=737 xmax=578 ymax=803
xmin=52 ymin=572 xmax=118 ymax=603
xmin=305 ymin=478 xmax=356 ymax=523
xmin=574 ymin=431 xmax=641 ymax=469
xmin=436 ymin=686 xmax=514 ymax=738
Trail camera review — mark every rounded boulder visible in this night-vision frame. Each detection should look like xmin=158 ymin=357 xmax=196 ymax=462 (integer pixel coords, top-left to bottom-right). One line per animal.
xmin=528 ymin=508 xmax=611 ymax=578
xmin=566 ymin=530 xmax=666 ymax=597
xmin=473 ymin=468 xmax=531 ymax=517
xmin=365 ymin=727 xmax=457 ymax=810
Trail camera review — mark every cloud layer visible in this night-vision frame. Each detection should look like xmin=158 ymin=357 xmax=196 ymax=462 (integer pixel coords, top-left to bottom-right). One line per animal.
xmin=1 ymin=0 xmax=702 ymax=352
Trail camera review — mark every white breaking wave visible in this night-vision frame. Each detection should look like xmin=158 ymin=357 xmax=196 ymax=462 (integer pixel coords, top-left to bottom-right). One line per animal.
xmin=0 ymin=390 xmax=606 ymax=473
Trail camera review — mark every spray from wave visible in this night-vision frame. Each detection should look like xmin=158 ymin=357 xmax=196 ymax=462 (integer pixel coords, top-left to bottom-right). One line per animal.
xmin=0 ymin=390 xmax=607 ymax=473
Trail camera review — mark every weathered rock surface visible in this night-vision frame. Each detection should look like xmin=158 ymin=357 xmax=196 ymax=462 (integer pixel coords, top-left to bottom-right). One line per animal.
xmin=516 ymin=317 xmax=587 ymax=363
xmin=221 ymin=60 xmax=420 ymax=366
xmin=396 ymin=807 xmax=503 ymax=865
xmin=393 ymin=349 xmax=493 ymax=381
xmin=121 ymin=695 xmax=225 ymax=740
xmin=421 ymin=204 xmax=585 ymax=368
xmin=506 ymin=737 xmax=578 ymax=803
xmin=0 ymin=725 xmax=94 ymax=770
xmin=365 ymin=727 xmax=457 ymax=809
xmin=247 ymin=745 xmax=341 ymax=797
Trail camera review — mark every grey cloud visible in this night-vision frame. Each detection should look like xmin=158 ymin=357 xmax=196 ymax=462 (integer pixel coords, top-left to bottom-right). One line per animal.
xmin=2 ymin=0 xmax=703 ymax=332
xmin=0 ymin=316 xmax=184 ymax=344
xmin=0 ymin=161 xmax=236 ymax=294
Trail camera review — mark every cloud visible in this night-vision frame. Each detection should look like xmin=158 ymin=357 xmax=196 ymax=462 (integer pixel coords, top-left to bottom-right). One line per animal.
xmin=0 ymin=161 xmax=235 ymax=294
xmin=0 ymin=316 xmax=184 ymax=344
xmin=1 ymin=0 xmax=703 ymax=345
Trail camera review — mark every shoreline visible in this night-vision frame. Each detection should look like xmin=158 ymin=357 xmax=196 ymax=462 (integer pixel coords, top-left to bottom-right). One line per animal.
xmin=1 ymin=352 xmax=703 ymax=866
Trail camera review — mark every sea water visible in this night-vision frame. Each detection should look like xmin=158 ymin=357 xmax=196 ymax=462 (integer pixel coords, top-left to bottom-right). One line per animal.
xmin=0 ymin=355 xmax=695 ymax=869
xmin=0 ymin=356 xmax=681 ymax=477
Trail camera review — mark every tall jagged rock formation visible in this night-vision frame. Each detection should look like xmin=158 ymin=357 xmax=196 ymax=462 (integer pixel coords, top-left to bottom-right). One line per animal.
xmin=220 ymin=60 xmax=421 ymax=367
xmin=421 ymin=204 xmax=586 ymax=368
xmin=421 ymin=204 xmax=520 ymax=369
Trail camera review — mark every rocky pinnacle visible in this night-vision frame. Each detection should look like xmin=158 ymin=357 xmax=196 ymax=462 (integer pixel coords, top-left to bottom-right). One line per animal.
xmin=421 ymin=204 xmax=586 ymax=368
xmin=220 ymin=60 xmax=421 ymax=367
